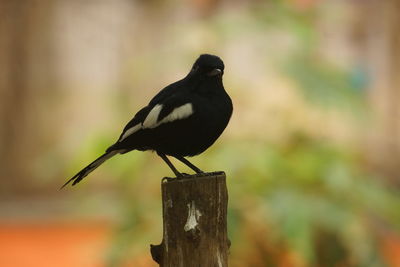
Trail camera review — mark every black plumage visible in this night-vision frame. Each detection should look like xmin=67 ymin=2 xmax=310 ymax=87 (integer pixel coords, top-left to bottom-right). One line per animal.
xmin=62 ymin=54 xmax=233 ymax=188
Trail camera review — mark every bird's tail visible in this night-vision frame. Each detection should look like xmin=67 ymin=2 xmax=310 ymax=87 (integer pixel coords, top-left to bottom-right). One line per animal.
xmin=61 ymin=150 xmax=120 ymax=189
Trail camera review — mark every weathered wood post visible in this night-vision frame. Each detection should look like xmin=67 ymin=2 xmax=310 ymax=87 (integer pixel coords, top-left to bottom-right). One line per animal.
xmin=150 ymin=171 xmax=229 ymax=267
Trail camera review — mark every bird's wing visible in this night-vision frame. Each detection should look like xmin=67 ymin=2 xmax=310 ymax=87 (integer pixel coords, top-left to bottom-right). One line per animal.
xmin=143 ymin=95 xmax=194 ymax=129
xmin=114 ymin=106 xmax=152 ymax=143
xmin=121 ymin=106 xmax=151 ymax=134
xmin=108 ymin=93 xmax=194 ymax=149
xmin=119 ymin=78 xmax=186 ymax=135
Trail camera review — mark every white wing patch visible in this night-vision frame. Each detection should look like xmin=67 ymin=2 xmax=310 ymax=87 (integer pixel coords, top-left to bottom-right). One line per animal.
xmin=143 ymin=104 xmax=163 ymax=129
xmin=118 ymin=103 xmax=194 ymax=142
xmin=143 ymin=103 xmax=193 ymax=129
xmin=158 ymin=103 xmax=193 ymax=126
xmin=119 ymin=124 xmax=141 ymax=141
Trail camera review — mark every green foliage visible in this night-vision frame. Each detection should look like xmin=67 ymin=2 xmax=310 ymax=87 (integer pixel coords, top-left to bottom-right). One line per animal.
xmin=221 ymin=134 xmax=399 ymax=265
xmin=284 ymin=54 xmax=367 ymax=110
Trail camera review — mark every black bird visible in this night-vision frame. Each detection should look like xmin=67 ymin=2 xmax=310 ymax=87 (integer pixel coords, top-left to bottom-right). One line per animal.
xmin=62 ymin=54 xmax=233 ymax=188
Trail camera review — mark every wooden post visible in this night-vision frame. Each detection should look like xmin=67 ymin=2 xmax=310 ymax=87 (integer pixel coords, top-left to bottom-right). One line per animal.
xmin=150 ymin=171 xmax=229 ymax=267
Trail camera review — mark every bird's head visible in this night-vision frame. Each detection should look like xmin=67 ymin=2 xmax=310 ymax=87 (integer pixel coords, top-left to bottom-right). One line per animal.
xmin=190 ymin=54 xmax=225 ymax=77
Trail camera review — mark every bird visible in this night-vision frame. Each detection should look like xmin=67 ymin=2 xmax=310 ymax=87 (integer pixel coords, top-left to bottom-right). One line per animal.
xmin=61 ymin=54 xmax=233 ymax=188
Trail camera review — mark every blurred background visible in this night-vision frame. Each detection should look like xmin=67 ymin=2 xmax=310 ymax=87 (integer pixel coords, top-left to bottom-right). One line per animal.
xmin=1 ymin=0 xmax=400 ymax=266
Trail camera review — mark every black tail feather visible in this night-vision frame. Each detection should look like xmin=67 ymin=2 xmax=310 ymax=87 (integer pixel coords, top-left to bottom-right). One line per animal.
xmin=61 ymin=151 xmax=119 ymax=189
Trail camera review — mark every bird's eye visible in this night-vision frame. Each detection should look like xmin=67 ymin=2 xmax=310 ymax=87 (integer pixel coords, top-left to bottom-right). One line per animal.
xmin=191 ymin=65 xmax=199 ymax=72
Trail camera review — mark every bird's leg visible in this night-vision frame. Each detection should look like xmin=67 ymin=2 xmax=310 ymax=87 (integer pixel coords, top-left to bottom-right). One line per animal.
xmin=174 ymin=156 xmax=204 ymax=174
xmin=157 ymin=152 xmax=183 ymax=178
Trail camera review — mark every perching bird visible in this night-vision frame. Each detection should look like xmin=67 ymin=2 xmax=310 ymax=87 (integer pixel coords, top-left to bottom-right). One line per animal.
xmin=62 ymin=54 xmax=232 ymax=188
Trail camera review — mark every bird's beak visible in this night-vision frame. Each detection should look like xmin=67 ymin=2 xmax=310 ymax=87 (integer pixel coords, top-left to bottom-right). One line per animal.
xmin=207 ymin=68 xmax=222 ymax=76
